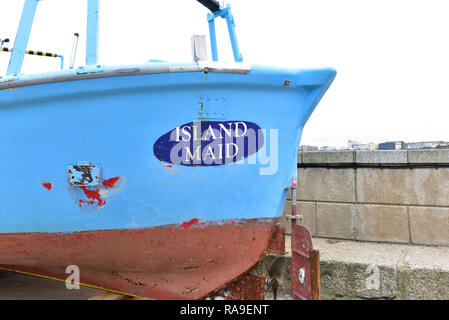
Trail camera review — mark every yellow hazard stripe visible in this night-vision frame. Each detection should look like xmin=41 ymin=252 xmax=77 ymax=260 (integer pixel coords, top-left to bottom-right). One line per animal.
xmin=1 ymin=47 xmax=58 ymax=58
xmin=0 ymin=266 xmax=153 ymax=300
xmin=25 ymin=50 xmax=58 ymax=57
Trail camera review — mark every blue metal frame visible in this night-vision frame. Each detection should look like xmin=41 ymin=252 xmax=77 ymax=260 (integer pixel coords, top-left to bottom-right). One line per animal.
xmin=207 ymin=4 xmax=243 ymax=62
xmin=7 ymin=0 xmax=97 ymax=75
xmin=86 ymin=0 xmax=99 ymax=65
xmin=7 ymin=1 xmax=244 ymax=76
xmin=6 ymin=0 xmax=40 ymax=76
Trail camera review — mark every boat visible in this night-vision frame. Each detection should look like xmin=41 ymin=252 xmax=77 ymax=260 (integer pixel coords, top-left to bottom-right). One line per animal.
xmin=0 ymin=0 xmax=336 ymax=299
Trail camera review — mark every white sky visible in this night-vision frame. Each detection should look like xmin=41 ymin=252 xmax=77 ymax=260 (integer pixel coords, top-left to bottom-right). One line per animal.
xmin=1 ymin=0 xmax=449 ymax=147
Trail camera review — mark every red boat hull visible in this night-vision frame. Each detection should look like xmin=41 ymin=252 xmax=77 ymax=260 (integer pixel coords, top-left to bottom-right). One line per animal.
xmin=0 ymin=218 xmax=277 ymax=299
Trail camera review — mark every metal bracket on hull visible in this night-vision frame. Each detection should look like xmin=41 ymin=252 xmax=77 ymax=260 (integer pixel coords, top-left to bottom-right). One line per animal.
xmin=68 ymin=161 xmax=101 ymax=187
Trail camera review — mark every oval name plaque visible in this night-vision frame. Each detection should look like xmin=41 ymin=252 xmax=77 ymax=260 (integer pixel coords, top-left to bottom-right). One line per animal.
xmin=153 ymin=120 xmax=264 ymax=166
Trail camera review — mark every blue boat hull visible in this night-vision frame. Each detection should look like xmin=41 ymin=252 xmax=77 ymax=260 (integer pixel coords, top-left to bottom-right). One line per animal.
xmin=0 ymin=63 xmax=335 ymax=298
xmin=0 ymin=64 xmax=335 ymax=233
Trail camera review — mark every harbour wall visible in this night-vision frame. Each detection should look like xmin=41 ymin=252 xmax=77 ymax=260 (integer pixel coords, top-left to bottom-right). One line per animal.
xmin=281 ymin=149 xmax=449 ymax=247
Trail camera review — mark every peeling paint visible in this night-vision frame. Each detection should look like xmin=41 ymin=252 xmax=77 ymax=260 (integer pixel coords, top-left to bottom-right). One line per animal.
xmin=42 ymin=182 xmax=53 ymax=191
xmin=69 ymin=176 xmax=123 ymax=213
xmin=79 ymin=187 xmax=105 ymax=207
xmin=179 ymin=218 xmax=200 ymax=230
xmin=78 ymin=199 xmax=95 ymax=207
xmin=103 ymin=177 xmax=119 ymax=189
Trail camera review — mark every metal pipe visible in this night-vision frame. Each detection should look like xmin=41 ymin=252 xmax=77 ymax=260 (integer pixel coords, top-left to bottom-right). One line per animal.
xmin=70 ymin=33 xmax=80 ymax=69
xmin=291 ymin=183 xmax=297 ymax=216
xmin=58 ymin=55 xmax=64 ymax=70
xmin=197 ymin=0 xmax=220 ymax=12
xmin=1 ymin=47 xmax=64 ymax=70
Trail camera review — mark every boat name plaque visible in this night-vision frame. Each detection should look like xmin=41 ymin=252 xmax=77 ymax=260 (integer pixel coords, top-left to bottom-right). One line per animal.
xmin=153 ymin=120 xmax=265 ymax=166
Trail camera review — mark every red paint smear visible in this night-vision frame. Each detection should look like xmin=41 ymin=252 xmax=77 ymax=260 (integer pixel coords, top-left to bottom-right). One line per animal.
xmin=79 ymin=199 xmax=95 ymax=206
xmin=79 ymin=187 xmax=105 ymax=207
xmin=42 ymin=183 xmax=52 ymax=191
xmin=179 ymin=218 xmax=200 ymax=230
xmin=103 ymin=177 xmax=120 ymax=189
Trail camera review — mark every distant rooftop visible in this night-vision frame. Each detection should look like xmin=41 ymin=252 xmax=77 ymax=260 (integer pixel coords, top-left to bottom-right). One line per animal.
xmin=300 ymin=140 xmax=449 ymax=151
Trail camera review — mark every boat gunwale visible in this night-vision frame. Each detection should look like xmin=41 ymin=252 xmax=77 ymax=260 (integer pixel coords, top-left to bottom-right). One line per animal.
xmin=0 ymin=62 xmax=252 ymax=90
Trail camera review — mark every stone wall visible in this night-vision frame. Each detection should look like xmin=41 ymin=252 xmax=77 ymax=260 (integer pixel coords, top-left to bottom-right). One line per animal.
xmin=281 ymin=150 xmax=449 ymax=247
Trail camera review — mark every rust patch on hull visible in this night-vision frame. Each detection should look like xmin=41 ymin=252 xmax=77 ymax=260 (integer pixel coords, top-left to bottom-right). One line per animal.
xmin=206 ymin=273 xmax=266 ymax=300
xmin=0 ymin=218 xmax=279 ymax=299
xmin=266 ymin=224 xmax=285 ymax=255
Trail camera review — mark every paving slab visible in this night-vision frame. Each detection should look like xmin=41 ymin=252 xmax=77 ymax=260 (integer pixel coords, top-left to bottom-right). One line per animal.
xmin=0 ymin=270 xmax=103 ymax=300
xmin=280 ymin=236 xmax=449 ymax=300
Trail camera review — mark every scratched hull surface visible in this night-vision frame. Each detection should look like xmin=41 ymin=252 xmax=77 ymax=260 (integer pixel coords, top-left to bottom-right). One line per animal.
xmin=0 ymin=63 xmax=335 ymax=298
xmin=0 ymin=218 xmax=276 ymax=299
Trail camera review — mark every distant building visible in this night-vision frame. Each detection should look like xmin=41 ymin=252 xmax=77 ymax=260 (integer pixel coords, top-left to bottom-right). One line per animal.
xmin=347 ymin=140 xmax=361 ymax=149
xmin=299 ymin=145 xmax=319 ymax=152
xmin=407 ymin=141 xmax=448 ymax=149
xmin=378 ymin=141 xmax=406 ymax=150
xmin=435 ymin=143 xmax=449 ymax=149
xmin=348 ymin=140 xmax=377 ymax=150
xmin=319 ymin=146 xmax=347 ymax=151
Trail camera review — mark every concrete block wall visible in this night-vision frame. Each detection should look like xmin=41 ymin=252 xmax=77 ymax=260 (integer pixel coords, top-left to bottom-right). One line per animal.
xmin=281 ymin=150 xmax=449 ymax=247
